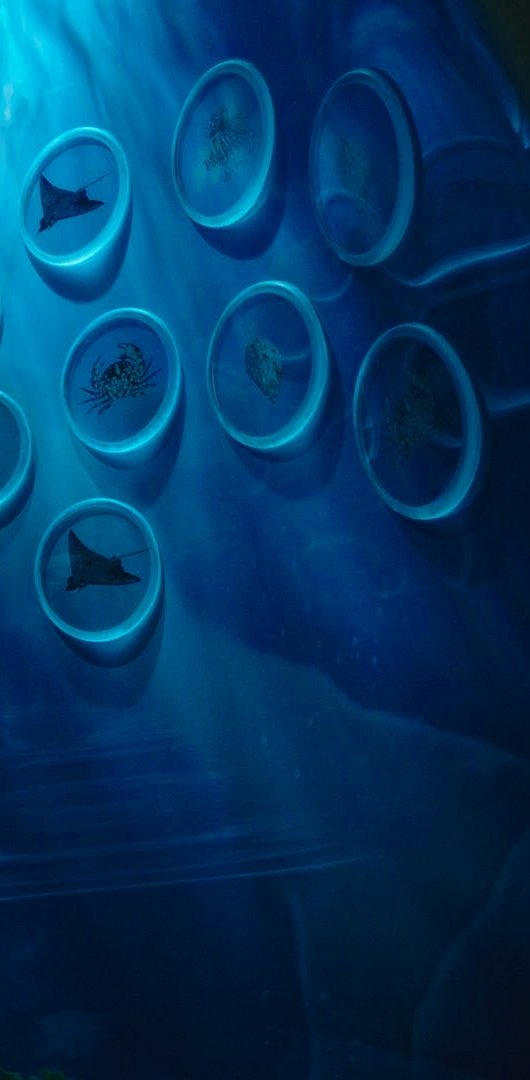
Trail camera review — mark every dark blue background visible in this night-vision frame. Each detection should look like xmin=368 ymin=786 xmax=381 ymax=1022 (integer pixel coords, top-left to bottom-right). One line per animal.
xmin=1 ymin=1 xmax=530 ymax=1077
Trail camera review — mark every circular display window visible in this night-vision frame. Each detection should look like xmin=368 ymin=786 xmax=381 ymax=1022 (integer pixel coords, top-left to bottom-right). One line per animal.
xmin=62 ymin=309 xmax=182 ymax=465
xmin=353 ymin=323 xmax=484 ymax=520
xmin=172 ymin=59 xmax=276 ymax=228
xmin=35 ymin=499 xmax=162 ymax=649
xmin=207 ymin=281 xmax=330 ymax=453
xmin=0 ymin=392 xmax=33 ymax=523
xmin=20 ymin=127 xmax=131 ymax=296
xmin=309 ymin=68 xmax=417 ymax=266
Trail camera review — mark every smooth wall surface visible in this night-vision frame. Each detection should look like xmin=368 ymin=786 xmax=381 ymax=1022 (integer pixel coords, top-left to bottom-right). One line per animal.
xmin=1 ymin=1 xmax=530 ymax=1077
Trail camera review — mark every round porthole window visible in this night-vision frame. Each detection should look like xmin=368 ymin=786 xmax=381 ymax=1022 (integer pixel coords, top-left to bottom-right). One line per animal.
xmin=172 ymin=60 xmax=276 ymax=229
xmin=207 ymin=281 xmax=330 ymax=454
xmin=353 ymin=323 xmax=484 ymax=520
xmin=35 ymin=499 xmax=162 ymax=661
xmin=0 ymin=392 xmax=33 ymax=525
xmin=62 ymin=309 xmax=182 ymax=466
xmin=20 ymin=127 xmax=131 ymax=298
xmin=310 ymin=68 xmax=417 ymax=267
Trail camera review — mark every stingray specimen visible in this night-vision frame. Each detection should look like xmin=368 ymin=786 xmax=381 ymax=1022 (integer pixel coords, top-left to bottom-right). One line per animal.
xmin=65 ymin=529 xmax=146 ymax=591
xmin=38 ymin=170 xmax=110 ymax=232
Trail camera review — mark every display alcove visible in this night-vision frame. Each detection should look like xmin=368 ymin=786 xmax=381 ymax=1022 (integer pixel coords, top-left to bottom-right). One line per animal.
xmin=353 ymin=323 xmax=484 ymax=521
xmin=0 ymin=392 xmax=33 ymax=525
xmin=172 ymin=59 xmax=276 ymax=229
xmin=20 ymin=127 xmax=131 ymax=299
xmin=35 ymin=499 xmax=162 ymax=663
xmin=61 ymin=309 xmax=182 ymax=467
xmin=207 ymin=281 xmax=330 ymax=454
xmin=310 ymin=68 xmax=530 ymax=288
xmin=309 ymin=68 xmax=417 ymax=267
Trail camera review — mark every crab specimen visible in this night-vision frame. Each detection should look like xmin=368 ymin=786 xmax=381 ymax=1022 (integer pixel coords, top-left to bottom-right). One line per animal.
xmin=80 ymin=341 xmax=160 ymax=419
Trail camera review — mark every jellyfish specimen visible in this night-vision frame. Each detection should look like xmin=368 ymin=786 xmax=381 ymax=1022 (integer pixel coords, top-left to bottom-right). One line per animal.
xmin=80 ymin=342 xmax=159 ymax=418
xmin=203 ymin=104 xmax=253 ymax=180
xmin=245 ymin=336 xmax=283 ymax=403
xmin=38 ymin=170 xmax=110 ymax=231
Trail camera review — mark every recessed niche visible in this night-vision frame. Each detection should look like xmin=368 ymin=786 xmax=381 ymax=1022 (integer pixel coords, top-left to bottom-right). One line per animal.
xmin=309 ymin=68 xmax=417 ymax=267
xmin=172 ymin=59 xmax=276 ymax=229
xmin=0 ymin=392 xmax=33 ymax=525
xmin=61 ymin=308 xmax=182 ymax=466
xmin=207 ymin=281 xmax=330 ymax=454
xmin=353 ymin=323 xmax=484 ymax=520
xmin=35 ymin=498 xmax=162 ymax=661
xmin=20 ymin=127 xmax=131 ymax=298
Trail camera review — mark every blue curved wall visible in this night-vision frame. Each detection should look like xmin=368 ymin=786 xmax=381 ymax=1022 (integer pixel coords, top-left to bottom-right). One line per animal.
xmin=1 ymin=1 xmax=530 ymax=1078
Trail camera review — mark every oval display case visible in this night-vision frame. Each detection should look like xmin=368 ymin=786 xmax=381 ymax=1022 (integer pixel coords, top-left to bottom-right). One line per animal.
xmin=0 ymin=392 xmax=33 ymax=525
xmin=35 ymin=499 xmax=162 ymax=662
xmin=207 ymin=281 xmax=330 ymax=454
xmin=309 ymin=68 xmax=417 ymax=267
xmin=172 ymin=59 xmax=276 ymax=229
xmin=61 ymin=308 xmax=182 ymax=467
xmin=353 ymin=323 xmax=484 ymax=521
xmin=20 ymin=127 xmax=131 ymax=298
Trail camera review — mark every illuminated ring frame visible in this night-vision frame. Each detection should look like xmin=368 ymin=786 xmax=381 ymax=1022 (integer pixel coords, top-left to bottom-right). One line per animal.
xmin=61 ymin=308 xmax=182 ymax=465
xmin=207 ymin=280 xmax=330 ymax=453
xmin=35 ymin=498 xmax=162 ymax=646
xmin=20 ymin=127 xmax=131 ymax=287
xmin=309 ymin=68 xmax=417 ymax=267
xmin=0 ymin=392 xmax=33 ymax=522
xmin=172 ymin=59 xmax=276 ymax=228
xmin=353 ymin=322 xmax=484 ymax=520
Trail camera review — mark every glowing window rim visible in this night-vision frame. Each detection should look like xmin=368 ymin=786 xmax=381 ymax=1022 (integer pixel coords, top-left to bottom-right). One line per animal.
xmin=207 ymin=280 xmax=329 ymax=452
xmin=172 ymin=59 xmax=276 ymax=229
xmin=353 ymin=322 xmax=484 ymax=520
xmin=310 ymin=67 xmax=417 ymax=267
xmin=61 ymin=308 xmax=182 ymax=460
xmin=35 ymin=498 xmax=162 ymax=645
xmin=20 ymin=126 xmax=131 ymax=272
xmin=0 ymin=392 xmax=32 ymax=515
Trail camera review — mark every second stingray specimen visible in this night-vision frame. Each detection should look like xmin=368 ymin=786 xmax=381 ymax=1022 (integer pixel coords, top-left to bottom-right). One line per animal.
xmin=65 ymin=529 xmax=147 ymax=591
xmin=38 ymin=170 xmax=111 ymax=232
